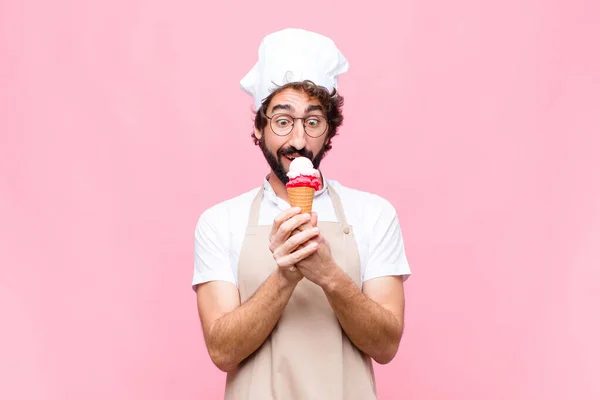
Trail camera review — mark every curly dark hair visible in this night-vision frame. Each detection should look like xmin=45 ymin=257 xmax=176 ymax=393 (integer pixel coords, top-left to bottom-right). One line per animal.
xmin=251 ymin=80 xmax=344 ymax=154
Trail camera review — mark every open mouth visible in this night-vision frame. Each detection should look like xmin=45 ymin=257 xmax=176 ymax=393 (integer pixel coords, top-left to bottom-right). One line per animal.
xmin=283 ymin=155 xmax=298 ymax=162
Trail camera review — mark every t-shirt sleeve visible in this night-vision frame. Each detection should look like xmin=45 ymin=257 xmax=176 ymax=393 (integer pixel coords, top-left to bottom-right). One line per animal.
xmin=363 ymin=197 xmax=411 ymax=282
xmin=192 ymin=208 xmax=236 ymax=290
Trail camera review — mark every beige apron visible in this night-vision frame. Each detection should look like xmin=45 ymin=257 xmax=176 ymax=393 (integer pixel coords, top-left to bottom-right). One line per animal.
xmin=224 ymin=181 xmax=378 ymax=400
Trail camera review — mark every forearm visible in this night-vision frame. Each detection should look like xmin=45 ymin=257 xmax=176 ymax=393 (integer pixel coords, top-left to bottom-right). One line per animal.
xmin=323 ymin=269 xmax=403 ymax=364
xmin=205 ymin=270 xmax=297 ymax=372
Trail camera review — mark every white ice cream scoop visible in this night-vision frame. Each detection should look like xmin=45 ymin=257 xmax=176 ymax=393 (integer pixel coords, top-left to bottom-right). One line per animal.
xmin=287 ymin=157 xmax=319 ymax=178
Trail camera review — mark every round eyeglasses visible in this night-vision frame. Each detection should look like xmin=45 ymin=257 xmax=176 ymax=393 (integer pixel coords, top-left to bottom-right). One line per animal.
xmin=265 ymin=113 xmax=329 ymax=138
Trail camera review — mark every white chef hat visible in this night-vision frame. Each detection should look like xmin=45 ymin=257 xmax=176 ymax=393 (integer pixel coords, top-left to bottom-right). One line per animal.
xmin=240 ymin=28 xmax=349 ymax=110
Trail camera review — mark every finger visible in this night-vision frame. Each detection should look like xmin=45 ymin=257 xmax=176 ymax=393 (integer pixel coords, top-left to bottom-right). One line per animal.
xmin=292 ymin=224 xmax=309 ymax=235
xmin=276 ymin=241 xmax=319 ymax=267
xmin=311 ymin=212 xmax=318 ymax=227
xmin=271 ymin=213 xmax=311 ymax=246
xmin=294 ymin=212 xmax=318 ymax=233
xmin=273 ymin=216 xmax=311 ymax=254
xmin=274 ymin=226 xmax=320 ymax=258
xmin=269 ymin=207 xmax=302 ymax=241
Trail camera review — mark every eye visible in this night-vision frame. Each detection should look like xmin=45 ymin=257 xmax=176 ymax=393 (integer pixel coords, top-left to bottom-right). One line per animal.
xmin=306 ymin=117 xmax=320 ymax=127
xmin=275 ymin=116 xmax=292 ymax=127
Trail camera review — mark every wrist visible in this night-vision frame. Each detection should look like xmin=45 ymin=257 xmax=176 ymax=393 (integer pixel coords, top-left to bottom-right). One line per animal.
xmin=276 ymin=268 xmax=301 ymax=289
xmin=321 ymin=262 xmax=345 ymax=293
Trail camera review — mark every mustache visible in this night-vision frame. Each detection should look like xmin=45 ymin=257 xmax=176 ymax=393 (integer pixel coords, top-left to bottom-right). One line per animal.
xmin=278 ymin=147 xmax=314 ymax=160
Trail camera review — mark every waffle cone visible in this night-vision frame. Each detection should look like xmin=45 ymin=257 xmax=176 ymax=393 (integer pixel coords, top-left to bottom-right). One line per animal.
xmin=287 ymin=186 xmax=315 ymax=214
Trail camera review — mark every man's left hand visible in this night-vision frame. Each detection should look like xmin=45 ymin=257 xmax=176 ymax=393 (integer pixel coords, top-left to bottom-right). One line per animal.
xmin=293 ymin=212 xmax=341 ymax=289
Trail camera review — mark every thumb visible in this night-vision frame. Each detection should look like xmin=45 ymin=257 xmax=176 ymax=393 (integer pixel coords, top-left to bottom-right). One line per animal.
xmin=311 ymin=212 xmax=318 ymax=227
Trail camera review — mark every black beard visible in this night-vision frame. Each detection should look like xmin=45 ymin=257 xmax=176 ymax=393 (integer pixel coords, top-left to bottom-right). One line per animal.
xmin=259 ymin=135 xmax=327 ymax=185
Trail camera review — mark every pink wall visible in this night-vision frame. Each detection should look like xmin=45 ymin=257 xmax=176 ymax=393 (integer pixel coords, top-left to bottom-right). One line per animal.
xmin=1 ymin=0 xmax=599 ymax=399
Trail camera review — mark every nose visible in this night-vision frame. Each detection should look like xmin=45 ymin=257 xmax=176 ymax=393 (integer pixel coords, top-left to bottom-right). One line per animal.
xmin=287 ymin=119 xmax=307 ymax=150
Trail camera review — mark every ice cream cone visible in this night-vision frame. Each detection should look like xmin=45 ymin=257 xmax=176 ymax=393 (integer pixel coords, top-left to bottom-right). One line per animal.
xmin=287 ymin=186 xmax=315 ymax=214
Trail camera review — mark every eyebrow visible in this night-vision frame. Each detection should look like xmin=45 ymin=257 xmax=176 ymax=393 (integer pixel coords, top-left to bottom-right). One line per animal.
xmin=271 ymin=104 xmax=292 ymax=113
xmin=270 ymin=104 xmax=324 ymax=114
xmin=305 ymin=105 xmax=323 ymax=113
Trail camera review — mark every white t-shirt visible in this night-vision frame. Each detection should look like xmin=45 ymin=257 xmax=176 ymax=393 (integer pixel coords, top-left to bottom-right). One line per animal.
xmin=192 ymin=177 xmax=411 ymax=289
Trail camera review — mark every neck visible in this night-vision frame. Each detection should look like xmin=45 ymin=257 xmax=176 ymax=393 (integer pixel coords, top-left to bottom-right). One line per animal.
xmin=267 ymin=170 xmax=324 ymax=201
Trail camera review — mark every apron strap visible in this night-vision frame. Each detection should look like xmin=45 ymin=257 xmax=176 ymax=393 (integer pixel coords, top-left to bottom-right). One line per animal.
xmin=247 ymin=185 xmax=265 ymax=226
xmin=326 ymin=181 xmax=349 ymax=227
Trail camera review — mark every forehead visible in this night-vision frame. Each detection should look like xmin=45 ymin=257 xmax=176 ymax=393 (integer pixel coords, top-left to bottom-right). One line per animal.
xmin=268 ymin=88 xmax=323 ymax=113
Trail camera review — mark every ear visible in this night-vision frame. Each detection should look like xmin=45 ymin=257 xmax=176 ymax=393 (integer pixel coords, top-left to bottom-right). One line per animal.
xmin=254 ymin=127 xmax=262 ymax=140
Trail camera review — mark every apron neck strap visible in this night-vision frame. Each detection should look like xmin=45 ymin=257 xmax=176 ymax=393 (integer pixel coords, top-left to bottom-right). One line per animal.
xmin=246 ymin=180 xmax=349 ymax=227
xmin=326 ymin=182 xmax=349 ymax=227
xmin=247 ymin=185 xmax=265 ymax=226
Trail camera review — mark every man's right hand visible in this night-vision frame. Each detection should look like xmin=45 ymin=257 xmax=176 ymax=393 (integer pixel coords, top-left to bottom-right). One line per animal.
xmin=269 ymin=207 xmax=320 ymax=282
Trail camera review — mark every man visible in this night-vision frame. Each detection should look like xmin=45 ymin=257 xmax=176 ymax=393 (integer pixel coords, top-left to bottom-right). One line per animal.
xmin=193 ymin=28 xmax=411 ymax=399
